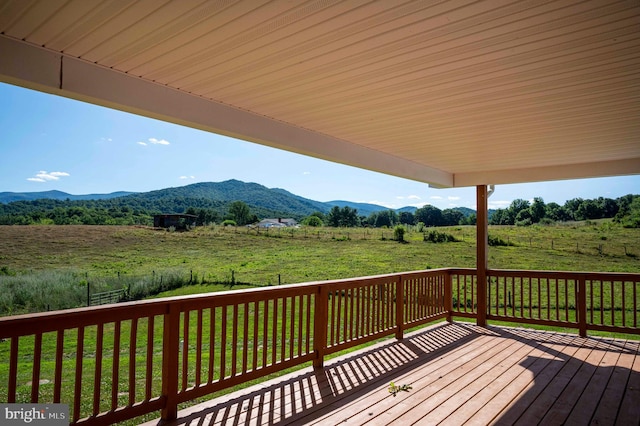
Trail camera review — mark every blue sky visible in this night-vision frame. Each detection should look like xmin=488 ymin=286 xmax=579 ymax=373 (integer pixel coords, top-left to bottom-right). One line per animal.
xmin=1 ymin=82 xmax=638 ymax=211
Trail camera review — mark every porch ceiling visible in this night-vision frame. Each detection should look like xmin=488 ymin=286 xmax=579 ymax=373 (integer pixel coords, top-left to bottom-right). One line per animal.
xmin=1 ymin=0 xmax=639 ymax=188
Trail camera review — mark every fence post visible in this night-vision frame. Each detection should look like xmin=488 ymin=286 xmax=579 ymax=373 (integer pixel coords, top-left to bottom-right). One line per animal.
xmin=313 ymin=285 xmax=328 ymax=369
xmin=396 ymin=275 xmax=404 ymax=340
xmin=161 ymin=303 xmax=181 ymax=421
xmin=577 ymin=277 xmax=587 ymax=337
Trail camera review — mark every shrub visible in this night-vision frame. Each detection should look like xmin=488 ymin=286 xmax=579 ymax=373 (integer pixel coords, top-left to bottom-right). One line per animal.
xmin=424 ymin=230 xmax=458 ymax=243
xmin=393 ymin=225 xmax=406 ymax=242
xmin=488 ymin=235 xmax=514 ymax=246
xmin=222 ymin=219 xmax=237 ymax=227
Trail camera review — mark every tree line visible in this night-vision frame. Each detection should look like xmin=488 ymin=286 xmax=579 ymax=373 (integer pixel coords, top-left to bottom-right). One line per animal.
xmin=489 ymin=194 xmax=639 ymax=227
xmin=302 ymin=194 xmax=640 ymax=229
xmin=1 ymin=193 xmax=638 ymax=228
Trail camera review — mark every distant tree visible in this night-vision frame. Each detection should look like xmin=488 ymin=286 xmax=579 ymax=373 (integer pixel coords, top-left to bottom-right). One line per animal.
xmin=374 ymin=210 xmax=398 ymax=228
xmin=327 ymin=206 xmax=359 ymax=227
xmin=576 ymin=199 xmax=603 ymax=220
xmin=415 ymin=205 xmax=443 ymax=227
xmin=515 ymin=209 xmax=533 ymax=226
xmin=227 ymin=201 xmax=252 ymax=225
xmin=529 ymin=197 xmax=546 ymax=223
xmin=442 ymin=209 xmax=464 ymax=226
xmin=398 ymin=211 xmax=415 ymax=225
xmin=545 ymin=202 xmax=567 ymax=221
xmin=596 ymin=197 xmax=618 ymax=218
xmin=563 ymin=198 xmax=584 ymax=221
xmin=302 ymin=215 xmax=323 ymax=227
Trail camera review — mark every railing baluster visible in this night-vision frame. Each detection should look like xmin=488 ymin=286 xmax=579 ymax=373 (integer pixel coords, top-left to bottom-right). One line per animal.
xmin=281 ymin=297 xmax=287 ymax=361
xmin=231 ymin=304 xmax=238 ymax=376
xmin=578 ymin=277 xmax=586 ymax=337
xmin=196 ymin=310 xmax=203 ymax=386
xmin=182 ymin=312 xmax=189 ymax=389
xmin=610 ymin=280 xmax=615 ymax=326
xmin=8 ymin=336 xmax=17 ymax=403
xmin=111 ymin=321 xmax=121 ymax=411
xmin=348 ymin=288 xmax=354 ymax=341
xmin=297 ymin=296 xmax=303 ymax=357
xmin=73 ymin=326 xmax=85 ymax=423
xmin=93 ymin=324 xmax=103 ymax=415
xmin=146 ymin=316 xmax=154 ymax=400
xmin=289 ymin=297 xmax=295 ymax=361
xmin=209 ymin=308 xmax=215 ymax=383
xmin=220 ymin=306 xmax=227 ymax=379
xmin=242 ymin=302 xmax=249 ymax=373
xmin=253 ymin=301 xmax=259 ymax=370
xmin=271 ymin=299 xmax=277 ymax=365
xmin=634 ymin=280 xmax=638 ymax=328
xmin=53 ymin=330 xmax=63 ymax=403
xmin=554 ymin=278 xmax=559 ymax=321
xmin=621 ymin=281 xmax=626 ymax=327
xmin=262 ymin=301 xmax=268 ymax=369
xmin=129 ymin=317 xmax=138 ymax=405
xmin=589 ymin=280 xmax=594 ymax=324
xmin=306 ymin=293 xmax=311 ymax=355
xmin=31 ymin=332 xmax=42 ymax=402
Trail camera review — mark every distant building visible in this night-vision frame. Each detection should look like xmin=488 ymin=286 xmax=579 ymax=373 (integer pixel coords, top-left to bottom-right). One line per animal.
xmin=153 ymin=214 xmax=197 ymax=229
xmin=256 ymin=218 xmax=298 ymax=228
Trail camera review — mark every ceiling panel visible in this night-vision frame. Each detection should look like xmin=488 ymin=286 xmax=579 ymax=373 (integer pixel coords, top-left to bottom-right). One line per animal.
xmin=1 ymin=0 xmax=638 ymax=187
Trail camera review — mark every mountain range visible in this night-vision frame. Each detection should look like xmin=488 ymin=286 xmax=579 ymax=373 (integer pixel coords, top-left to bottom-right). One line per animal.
xmin=0 ymin=179 xmax=474 ymax=218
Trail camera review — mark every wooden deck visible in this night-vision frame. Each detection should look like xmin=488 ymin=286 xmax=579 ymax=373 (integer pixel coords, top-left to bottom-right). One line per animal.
xmin=144 ymin=322 xmax=640 ymax=426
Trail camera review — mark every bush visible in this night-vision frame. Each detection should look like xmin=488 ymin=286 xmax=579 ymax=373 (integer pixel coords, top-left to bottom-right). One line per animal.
xmin=424 ymin=230 xmax=458 ymax=243
xmin=488 ymin=235 xmax=514 ymax=247
xmin=393 ymin=225 xmax=406 ymax=242
xmin=222 ymin=219 xmax=237 ymax=227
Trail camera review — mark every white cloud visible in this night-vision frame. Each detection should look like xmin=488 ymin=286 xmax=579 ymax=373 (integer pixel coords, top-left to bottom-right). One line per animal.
xmin=149 ymin=138 xmax=170 ymax=145
xmin=27 ymin=171 xmax=70 ymax=182
xmin=407 ymin=195 xmax=421 ymax=200
xmin=448 ymin=196 xmax=461 ymax=201
xmin=489 ymin=200 xmax=511 ymax=209
xmin=303 ymin=171 xmax=311 ymax=175
xmin=137 ymin=141 xmax=147 ymax=146
xmin=179 ymin=175 xmax=196 ymax=180
xmin=430 ymin=195 xmax=443 ymax=200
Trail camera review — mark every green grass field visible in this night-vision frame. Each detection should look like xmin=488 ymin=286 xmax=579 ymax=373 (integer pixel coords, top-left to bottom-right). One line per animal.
xmin=0 ymin=222 xmax=638 ymax=315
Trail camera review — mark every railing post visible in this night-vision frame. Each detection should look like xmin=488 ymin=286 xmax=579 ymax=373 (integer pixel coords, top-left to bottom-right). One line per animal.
xmin=161 ymin=303 xmax=180 ymax=421
xmin=577 ymin=277 xmax=587 ymax=337
xmin=313 ymin=285 xmax=328 ymax=369
xmin=445 ymin=271 xmax=453 ymax=322
xmin=396 ymin=275 xmax=404 ymax=340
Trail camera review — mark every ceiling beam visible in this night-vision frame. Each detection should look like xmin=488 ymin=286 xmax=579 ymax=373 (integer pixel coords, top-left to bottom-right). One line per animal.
xmin=0 ymin=35 xmax=454 ymax=188
xmin=455 ymin=157 xmax=640 ymax=187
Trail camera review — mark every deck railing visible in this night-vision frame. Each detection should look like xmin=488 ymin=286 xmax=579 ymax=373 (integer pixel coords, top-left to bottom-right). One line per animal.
xmin=0 ymin=268 xmax=638 ymax=425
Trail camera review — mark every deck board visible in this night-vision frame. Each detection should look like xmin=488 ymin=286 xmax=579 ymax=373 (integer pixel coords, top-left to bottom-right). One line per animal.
xmin=141 ymin=322 xmax=640 ymax=426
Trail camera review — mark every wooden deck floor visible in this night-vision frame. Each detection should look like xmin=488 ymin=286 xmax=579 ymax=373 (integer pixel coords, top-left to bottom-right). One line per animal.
xmin=144 ymin=322 xmax=640 ymax=425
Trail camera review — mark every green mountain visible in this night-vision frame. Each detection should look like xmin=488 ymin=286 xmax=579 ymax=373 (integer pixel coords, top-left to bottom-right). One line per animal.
xmin=0 ymin=190 xmax=135 ymax=204
xmin=0 ymin=180 xmax=488 ymax=224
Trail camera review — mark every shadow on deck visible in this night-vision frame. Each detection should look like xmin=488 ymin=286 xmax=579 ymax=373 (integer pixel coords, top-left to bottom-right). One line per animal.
xmin=145 ymin=322 xmax=640 ymax=425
